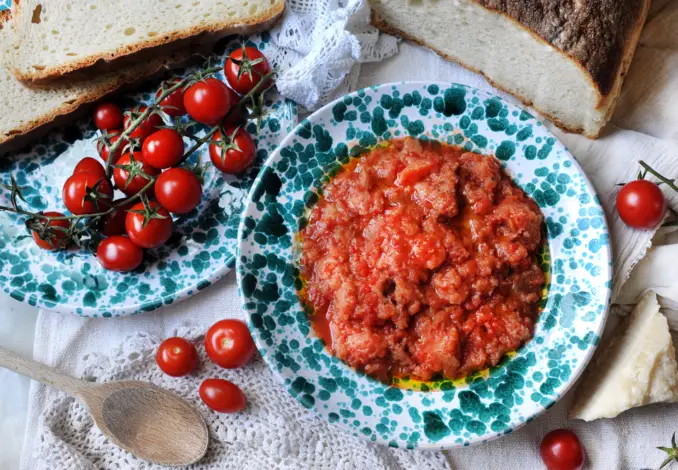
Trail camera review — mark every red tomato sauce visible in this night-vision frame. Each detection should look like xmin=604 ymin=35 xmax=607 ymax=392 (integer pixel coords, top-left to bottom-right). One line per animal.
xmin=299 ymin=137 xmax=546 ymax=383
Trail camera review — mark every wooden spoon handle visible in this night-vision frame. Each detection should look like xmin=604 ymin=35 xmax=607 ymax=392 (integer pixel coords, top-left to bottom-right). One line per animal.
xmin=0 ymin=346 xmax=88 ymax=396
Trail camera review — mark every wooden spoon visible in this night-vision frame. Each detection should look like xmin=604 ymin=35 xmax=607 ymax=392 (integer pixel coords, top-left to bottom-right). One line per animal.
xmin=0 ymin=346 xmax=208 ymax=466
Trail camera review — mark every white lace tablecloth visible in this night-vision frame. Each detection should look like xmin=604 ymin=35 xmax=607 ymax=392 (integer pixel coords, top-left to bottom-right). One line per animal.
xmin=18 ymin=1 xmax=678 ymax=469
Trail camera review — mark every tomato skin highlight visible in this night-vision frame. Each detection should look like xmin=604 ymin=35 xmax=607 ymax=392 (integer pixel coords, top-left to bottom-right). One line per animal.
xmin=125 ymin=201 xmax=173 ymax=249
xmin=157 ymin=79 xmax=187 ymax=117
xmin=113 ymin=151 xmax=160 ymax=196
xmin=155 ymin=168 xmax=203 ymax=214
xmin=123 ymin=106 xmax=163 ymax=142
xmin=616 ymin=179 xmax=666 ymax=229
xmin=209 ymin=127 xmax=256 ymax=174
xmin=183 ymin=78 xmax=232 ymax=125
xmin=540 ymin=429 xmax=585 ymax=470
xmin=199 ymin=378 xmax=246 ymax=413
xmin=94 ymin=102 xmax=123 ymax=131
xmin=204 ymin=319 xmax=256 ymax=368
xmin=32 ymin=211 xmax=70 ymax=250
xmin=96 ymin=235 xmax=143 ymax=272
xmin=224 ymin=46 xmax=272 ymax=95
xmin=73 ymin=157 xmax=106 ymax=180
xmin=142 ymin=129 xmax=185 ymax=170
xmin=62 ymin=172 xmax=113 ymax=215
xmin=156 ymin=337 xmax=199 ymax=377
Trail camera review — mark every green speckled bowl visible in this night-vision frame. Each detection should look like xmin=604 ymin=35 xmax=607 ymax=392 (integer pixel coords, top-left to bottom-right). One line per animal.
xmin=0 ymin=35 xmax=296 ymax=317
xmin=237 ymin=82 xmax=611 ymax=449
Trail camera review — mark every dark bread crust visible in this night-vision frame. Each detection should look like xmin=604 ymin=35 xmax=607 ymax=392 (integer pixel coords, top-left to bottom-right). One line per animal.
xmin=475 ymin=0 xmax=647 ymax=96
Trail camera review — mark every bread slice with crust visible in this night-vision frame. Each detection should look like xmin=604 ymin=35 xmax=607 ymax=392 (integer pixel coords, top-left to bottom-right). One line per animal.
xmin=6 ymin=0 xmax=284 ymax=83
xmin=369 ymin=0 xmax=650 ymax=138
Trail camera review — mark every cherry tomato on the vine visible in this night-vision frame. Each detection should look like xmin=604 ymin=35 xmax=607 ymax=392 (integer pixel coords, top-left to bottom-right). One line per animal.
xmin=73 ymin=157 xmax=106 ymax=180
xmin=199 ymin=378 xmax=246 ymax=413
xmin=142 ymin=129 xmax=185 ymax=169
xmin=616 ymin=179 xmax=666 ymax=229
xmin=183 ymin=78 xmax=232 ymax=125
xmin=31 ymin=211 xmax=70 ymax=250
xmin=223 ymin=86 xmax=245 ymax=125
xmin=102 ymin=199 xmax=134 ymax=236
xmin=155 ymin=168 xmax=202 ymax=215
xmin=96 ymin=235 xmax=143 ymax=272
xmin=113 ymin=151 xmax=160 ymax=196
xmin=224 ymin=46 xmax=272 ymax=95
xmin=209 ymin=126 xmax=255 ymax=174
xmin=93 ymin=102 xmax=124 ymax=131
xmin=156 ymin=337 xmax=199 ymax=377
xmin=62 ymin=172 xmax=113 ymax=215
xmin=157 ymin=78 xmax=187 ymax=117
xmin=204 ymin=319 xmax=255 ymax=368
xmin=540 ymin=429 xmax=585 ymax=470
xmin=125 ymin=201 xmax=173 ymax=249
xmin=97 ymin=132 xmax=126 ymax=163
xmin=123 ymin=106 xmax=163 ymax=142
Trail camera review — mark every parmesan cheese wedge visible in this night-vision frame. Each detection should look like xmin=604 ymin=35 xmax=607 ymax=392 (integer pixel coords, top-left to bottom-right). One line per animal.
xmin=569 ymin=291 xmax=678 ymax=421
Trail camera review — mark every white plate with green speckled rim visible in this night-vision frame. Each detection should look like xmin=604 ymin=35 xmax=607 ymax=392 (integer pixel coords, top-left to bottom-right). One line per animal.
xmin=0 ymin=34 xmax=296 ymax=317
xmin=237 ymin=82 xmax=612 ymax=449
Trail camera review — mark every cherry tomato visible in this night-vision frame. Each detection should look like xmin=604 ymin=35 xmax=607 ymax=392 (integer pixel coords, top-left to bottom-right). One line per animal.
xmin=73 ymin=157 xmax=106 ymax=180
xmin=102 ymin=199 xmax=133 ymax=236
xmin=123 ymin=106 xmax=163 ymax=142
xmin=97 ymin=132 xmax=126 ymax=163
xmin=62 ymin=172 xmax=113 ymax=215
xmin=156 ymin=337 xmax=199 ymax=377
xmin=31 ymin=211 xmax=70 ymax=250
xmin=157 ymin=78 xmax=187 ymax=117
xmin=616 ymin=179 xmax=666 ymax=229
xmin=183 ymin=78 xmax=232 ymax=125
xmin=93 ymin=102 xmax=123 ymax=131
xmin=142 ymin=129 xmax=185 ymax=169
xmin=125 ymin=201 xmax=173 ymax=249
xmin=223 ymin=86 xmax=245 ymax=125
xmin=204 ymin=319 xmax=255 ymax=368
xmin=224 ymin=46 xmax=272 ymax=95
xmin=209 ymin=126 xmax=255 ymax=174
xmin=96 ymin=235 xmax=143 ymax=272
xmin=113 ymin=151 xmax=160 ymax=196
xmin=199 ymin=378 xmax=246 ymax=413
xmin=540 ymin=429 xmax=585 ymax=470
xmin=155 ymin=168 xmax=202 ymax=215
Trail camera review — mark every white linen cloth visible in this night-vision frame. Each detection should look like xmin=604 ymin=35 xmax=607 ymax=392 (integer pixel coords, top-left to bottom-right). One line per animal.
xmin=19 ymin=1 xmax=678 ymax=469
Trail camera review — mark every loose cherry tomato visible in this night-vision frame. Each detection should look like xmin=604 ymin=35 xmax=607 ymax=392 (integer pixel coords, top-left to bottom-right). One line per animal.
xmin=156 ymin=337 xmax=199 ymax=377
xmin=540 ymin=429 xmax=585 ymax=470
xmin=617 ymin=179 xmax=666 ymax=229
xmin=97 ymin=132 xmax=126 ymax=163
xmin=123 ymin=106 xmax=163 ymax=142
xmin=204 ymin=319 xmax=255 ymax=368
xmin=142 ymin=129 xmax=185 ymax=169
xmin=199 ymin=378 xmax=246 ymax=413
xmin=209 ymin=126 xmax=255 ymax=174
xmin=96 ymin=235 xmax=143 ymax=272
xmin=183 ymin=78 xmax=232 ymax=125
xmin=73 ymin=157 xmax=106 ymax=180
xmin=93 ymin=102 xmax=123 ymax=131
xmin=224 ymin=46 xmax=272 ymax=95
xmin=113 ymin=151 xmax=160 ymax=196
xmin=155 ymin=168 xmax=202 ymax=214
xmin=102 ymin=199 xmax=133 ymax=236
xmin=62 ymin=172 xmax=113 ymax=215
xmin=31 ymin=211 xmax=70 ymax=250
xmin=157 ymin=78 xmax=187 ymax=117
xmin=125 ymin=201 xmax=173 ymax=248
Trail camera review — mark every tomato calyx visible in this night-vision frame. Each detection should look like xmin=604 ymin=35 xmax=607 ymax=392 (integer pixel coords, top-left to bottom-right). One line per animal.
xmin=1 ymin=174 xmax=26 ymax=210
xmin=186 ymin=157 xmax=210 ymax=185
xmin=113 ymin=152 xmax=155 ymax=191
xmin=26 ymin=214 xmax=71 ymax=249
xmin=127 ymin=195 xmax=169 ymax=229
xmin=212 ymin=126 xmax=244 ymax=165
xmin=230 ymin=44 xmax=267 ymax=83
xmin=82 ymin=178 xmax=114 ymax=212
xmin=658 ymin=432 xmax=678 ymax=469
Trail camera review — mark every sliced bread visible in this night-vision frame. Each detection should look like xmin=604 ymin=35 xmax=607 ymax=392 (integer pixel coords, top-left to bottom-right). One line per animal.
xmin=369 ymin=0 xmax=650 ymax=138
xmin=6 ymin=0 xmax=284 ymax=82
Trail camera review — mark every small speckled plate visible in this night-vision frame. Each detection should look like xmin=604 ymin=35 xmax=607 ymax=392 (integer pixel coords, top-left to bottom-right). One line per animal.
xmin=237 ymin=82 xmax=612 ymax=449
xmin=0 ymin=35 xmax=296 ymax=317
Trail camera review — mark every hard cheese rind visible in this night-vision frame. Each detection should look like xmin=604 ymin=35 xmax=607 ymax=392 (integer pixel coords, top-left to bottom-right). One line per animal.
xmin=569 ymin=291 xmax=678 ymax=421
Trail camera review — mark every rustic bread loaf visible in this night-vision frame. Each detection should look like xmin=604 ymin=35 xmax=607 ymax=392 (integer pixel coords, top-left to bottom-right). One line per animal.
xmin=6 ymin=0 xmax=284 ymax=82
xmin=369 ymin=0 xmax=650 ymax=138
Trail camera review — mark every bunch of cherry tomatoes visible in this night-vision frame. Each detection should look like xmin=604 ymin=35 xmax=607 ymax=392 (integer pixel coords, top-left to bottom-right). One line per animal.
xmin=30 ymin=46 xmax=272 ymax=272
xmin=156 ymin=319 xmax=255 ymax=413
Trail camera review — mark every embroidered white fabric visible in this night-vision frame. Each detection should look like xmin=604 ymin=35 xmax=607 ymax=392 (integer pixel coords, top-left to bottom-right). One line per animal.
xmin=268 ymin=0 xmax=398 ymax=111
xmin=33 ymin=328 xmax=450 ymax=470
